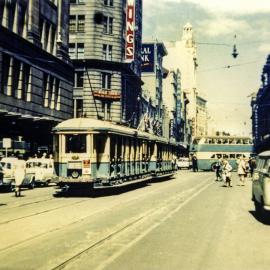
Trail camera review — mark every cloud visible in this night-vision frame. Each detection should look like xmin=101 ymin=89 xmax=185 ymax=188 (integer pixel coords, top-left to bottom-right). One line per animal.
xmin=198 ymin=16 xmax=251 ymax=37
xmin=258 ymin=44 xmax=270 ymax=54
xmin=145 ymin=0 xmax=270 ymax=14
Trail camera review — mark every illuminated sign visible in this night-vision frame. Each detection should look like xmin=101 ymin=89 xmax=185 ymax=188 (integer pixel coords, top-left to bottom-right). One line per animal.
xmin=141 ymin=44 xmax=155 ymax=73
xmin=125 ymin=0 xmax=135 ymax=62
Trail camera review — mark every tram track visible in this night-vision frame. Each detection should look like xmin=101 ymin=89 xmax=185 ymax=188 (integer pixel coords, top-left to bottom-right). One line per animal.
xmin=0 ymin=173 xmax=211 ymax=260
xmin=50 ymin=179 xmax=214 ymax=270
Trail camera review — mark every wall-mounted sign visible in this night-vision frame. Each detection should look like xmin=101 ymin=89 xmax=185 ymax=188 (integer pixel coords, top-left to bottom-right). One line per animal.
xmin=141 ymin=44 xmax=155 ymax=73
xmin=125 ymin=0 xmax=135 ymax=62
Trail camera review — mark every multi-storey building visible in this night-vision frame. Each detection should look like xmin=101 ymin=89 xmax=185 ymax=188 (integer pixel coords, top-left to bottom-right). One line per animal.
xmin=0 ymin=0 xmax=73 ymax=156
xmin=164 ymin=23 xmax=206 ymax=139
xmin=141 ymin=41 xmax=168 ymax=136
xmin=251 ymin=54 xmax=270 ymax=153
xmin=196 ymin=95 xmax=208 ymax=136
xmin=69 ymin=0 xmax=143 ymax=127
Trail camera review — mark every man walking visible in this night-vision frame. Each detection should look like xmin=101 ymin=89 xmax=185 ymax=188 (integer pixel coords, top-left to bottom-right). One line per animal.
xmin=192 ymin=155 xmax=198 ymax=172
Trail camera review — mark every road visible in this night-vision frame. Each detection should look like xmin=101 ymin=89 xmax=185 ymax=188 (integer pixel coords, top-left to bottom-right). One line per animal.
xmin=0 ymin=171 xmax=269 ymax=270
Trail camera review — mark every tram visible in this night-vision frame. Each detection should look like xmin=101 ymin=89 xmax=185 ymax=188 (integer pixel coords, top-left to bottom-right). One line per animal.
xmin=53 ymin=118 xmax=179 ymax=190
xmin=190 ymin=136 xmax=254 ymax=171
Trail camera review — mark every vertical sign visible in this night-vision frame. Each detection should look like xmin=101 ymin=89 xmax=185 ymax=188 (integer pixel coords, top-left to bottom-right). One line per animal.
xmin=125 ymin=0 xmax=135 ymax=62
xmin=141 ymin=44 xmax=155 ymax=73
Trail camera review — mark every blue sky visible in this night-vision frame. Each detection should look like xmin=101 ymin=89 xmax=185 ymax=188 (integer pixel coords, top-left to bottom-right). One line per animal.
xmin=143 ymin=0 xmax=270 ymax=136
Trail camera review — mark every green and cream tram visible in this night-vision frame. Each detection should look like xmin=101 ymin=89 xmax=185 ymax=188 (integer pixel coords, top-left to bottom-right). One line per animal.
xmin=190 ymin=136 xmax=254 ymax=171
xmin=53 ymin=118 xmax=178 ymax=189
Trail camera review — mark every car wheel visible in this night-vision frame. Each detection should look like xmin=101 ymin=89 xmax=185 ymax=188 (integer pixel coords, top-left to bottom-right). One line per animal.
xmin=211 ymin=163 xmax=217 ymax=172
xmin=29 ymin=179 xmax=35 ymax=189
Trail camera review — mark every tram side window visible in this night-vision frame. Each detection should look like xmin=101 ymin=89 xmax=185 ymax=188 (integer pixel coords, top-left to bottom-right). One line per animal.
xmin=217 ymin=154 xmax=222 ymax=159
xmin=229 ymin=154 xmax=235 ymax=159
xmin=94 ymin=135 xmax=106 ymax=154
xmin=223 ymin=154 xmax=229 ymax=159
xmin=65 ymin=134 xmax=86 ymax=153
xmin=210 ymin=154 xmax=216 ymax=158
xmin=236 ymin=154 xmax=242 ymax=159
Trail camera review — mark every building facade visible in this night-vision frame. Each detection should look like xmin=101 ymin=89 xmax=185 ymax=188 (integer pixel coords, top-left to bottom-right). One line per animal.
xmin=196 ymin=95 xmax=208 ymax=136
xmin=0 ymin=0 xmax=73 ymax=156
xmin=140 ymin=42 xmax=168 ymax=136
xmin=164 ymin=23 xmax=206 ymax=139
xmin=251 ymin=54 xmax=270 ymax=153
xmin=69 ymin=0 xmax=143 ymax=127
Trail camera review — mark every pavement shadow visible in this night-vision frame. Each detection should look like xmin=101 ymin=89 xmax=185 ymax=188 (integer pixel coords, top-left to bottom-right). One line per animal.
xmin=53 ymin=182 xmax=150 ymax=198
xmin=249 ymin=210 xmax=270 ymax=225
xmin=0 ymin=203 xmax=7 ymax=206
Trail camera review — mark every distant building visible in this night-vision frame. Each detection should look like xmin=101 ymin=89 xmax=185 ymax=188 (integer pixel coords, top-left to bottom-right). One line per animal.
xmin=164 ymin=23 xmax=207 ymax=139
xmin=163 ymin=69 xmax=190 ymax=145
xmin=196 ymin=95 xmax=208 ymax=136
xmin=141 ymin=42 xmax=168 ymax=136
xmin=251 ymin=55 xmax=270 ymax=153
xmin=0 ymin=0 xmax=73 ymax=156
xmin=69 ymin=0 xmax=143 ymax=128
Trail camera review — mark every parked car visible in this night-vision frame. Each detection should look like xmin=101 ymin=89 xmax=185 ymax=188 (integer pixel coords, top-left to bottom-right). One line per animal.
xmin=25 ymin=157 xmax=57 ymax=186
xmin=176 ymin=157 xmax=190 ymax=170
xmin=0 ymin=157 xmax=19 ymax=190
xmin=252 ymin=151 xmax=270 ymax=219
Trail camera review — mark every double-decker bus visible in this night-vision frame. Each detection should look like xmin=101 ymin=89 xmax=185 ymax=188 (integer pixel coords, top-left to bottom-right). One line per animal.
xmin=190 ymin=136 xmax=254 ymax=171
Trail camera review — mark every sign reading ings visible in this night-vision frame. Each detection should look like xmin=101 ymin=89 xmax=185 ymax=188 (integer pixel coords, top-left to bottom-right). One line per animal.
xmin=125 ymin=0 xmax=135 ymax=62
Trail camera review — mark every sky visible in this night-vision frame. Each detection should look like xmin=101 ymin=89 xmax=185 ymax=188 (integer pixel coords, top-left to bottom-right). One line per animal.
xmin=143 ymin=0 xmax=270 ymax=136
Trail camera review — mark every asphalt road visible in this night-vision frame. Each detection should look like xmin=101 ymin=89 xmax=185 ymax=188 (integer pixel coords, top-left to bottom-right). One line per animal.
xmin=0 ymin=171 xmax=268 ymax=270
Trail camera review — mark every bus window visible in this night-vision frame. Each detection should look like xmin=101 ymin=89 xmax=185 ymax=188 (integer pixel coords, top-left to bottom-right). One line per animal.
xmin=229 ymin=154 xmax=235 ymax=159
xmin=210 ymin=154 xmax=216 ymax=158
xmin=65 ymin=134 xmax=87 ymax=153
xmin=223 ymin=154 xmax=229 ymax=159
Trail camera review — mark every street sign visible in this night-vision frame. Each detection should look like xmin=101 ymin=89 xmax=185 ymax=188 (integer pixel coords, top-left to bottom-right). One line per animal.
xmin=3 ymin=138 xmax=11 ymax=148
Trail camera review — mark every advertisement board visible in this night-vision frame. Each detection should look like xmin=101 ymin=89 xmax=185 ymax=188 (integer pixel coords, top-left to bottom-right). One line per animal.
xmin=125 ymin=0 xmax=135 ymax=62
xmin=141 ymin=44 xmax=155 ymax=73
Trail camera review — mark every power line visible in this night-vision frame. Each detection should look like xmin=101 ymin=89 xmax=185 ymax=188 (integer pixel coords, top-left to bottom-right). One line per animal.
xmin=198 ymin=60 xmax=261 ymax=72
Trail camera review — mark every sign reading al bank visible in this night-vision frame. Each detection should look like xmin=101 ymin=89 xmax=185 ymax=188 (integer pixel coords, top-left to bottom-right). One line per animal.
xmin=125 ymin=0 xmax=135 ymax=62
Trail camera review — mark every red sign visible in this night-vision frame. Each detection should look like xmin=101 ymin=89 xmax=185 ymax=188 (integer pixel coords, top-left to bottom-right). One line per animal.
xmin=125 ymin=0 xmax=135 ymax=62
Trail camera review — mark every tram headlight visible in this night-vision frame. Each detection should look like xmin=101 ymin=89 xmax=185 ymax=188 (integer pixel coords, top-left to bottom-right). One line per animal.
xmin=71 ymin=170 xmax=79 ymax=179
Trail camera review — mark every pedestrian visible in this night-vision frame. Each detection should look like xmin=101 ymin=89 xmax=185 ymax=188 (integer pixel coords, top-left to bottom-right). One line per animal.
xmin=191 ymin=155 xmax=198 ymax=172
xmin=215 ymin=158 xmax=222 ymax=181
xmin=249 ymin=157 xmax=257 ymax=177
xmin=14 ymin=160 xmax=26 ymax=197
xmin=237 ymin=157 xmax=246 ymax=186
xmin=222 ymin=159 xmax=233 ymax=187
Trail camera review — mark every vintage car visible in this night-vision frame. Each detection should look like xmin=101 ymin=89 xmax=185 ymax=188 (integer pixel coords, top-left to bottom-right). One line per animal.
xmin=0 ymin=157 xmax=20 ymax=190
xmin=176 ymin=157 xmax=191 ymax=170
xmin=25 ymin=157 xmax=57 ymax=186
xmin=252 ymin=151 xmax=270 ymax=219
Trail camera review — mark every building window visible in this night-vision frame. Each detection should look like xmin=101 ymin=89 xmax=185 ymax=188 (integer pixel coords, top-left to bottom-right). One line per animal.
xmin=102 ymin=44 xmax=112 ymax=61
xmin=69 ymin=15 xmax=76 ymax=32
xmin=69 ymin=43 xmax=76 ymax=58
xmin=77 ymin=15 xmax=85 ymax=32
xmin=101 ymin=102 xmax=111 ymax=120
xmin=104 ymin=0 xmax=113 ymax=6
xmin=74 ymin=71 xmax=84 ymax=87
xmin=74 ymin=99 xmax=84 ymax=118
xmin=70 ymin=0 xmax=85 ymax=4
xmin=103 ymin=16 xmax=113 ymax=34
xmin=77 ymin=43 xmax=84 ymax=59
xmin=101 ymin=72 xmax=112 ymax=89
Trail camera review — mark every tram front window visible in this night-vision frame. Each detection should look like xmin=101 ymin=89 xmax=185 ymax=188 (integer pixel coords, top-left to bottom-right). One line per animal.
xmin=66 ymin=134 xmax=86 ymax=153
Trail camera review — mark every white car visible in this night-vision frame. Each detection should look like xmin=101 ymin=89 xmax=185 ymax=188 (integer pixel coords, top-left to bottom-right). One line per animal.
xmin=252 ymin=151 xmax=270 ymax=220
xmin=25 ymin=158 xmax=57 ymax=186
xmin=0 ymin=157 xmax=19 ymax=190
xmin=176 ymin=158 xmax=190 ymax=170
